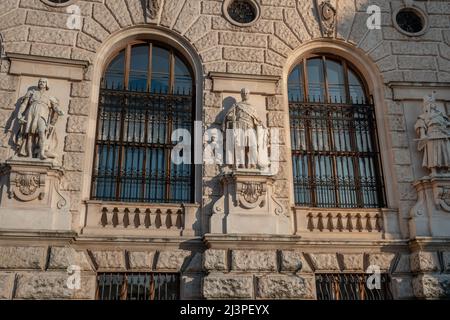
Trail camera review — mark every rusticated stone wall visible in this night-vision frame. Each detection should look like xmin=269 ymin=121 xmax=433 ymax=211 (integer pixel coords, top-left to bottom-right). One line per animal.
xmin=0 ymin=244 xmax=203 ymax=299
xmin=0 ymin=0 xmax=449 ymax=300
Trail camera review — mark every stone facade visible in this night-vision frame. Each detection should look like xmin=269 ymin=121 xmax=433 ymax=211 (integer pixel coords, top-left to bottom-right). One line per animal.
xmin=0 ymin=0 xmax=449 ymax=299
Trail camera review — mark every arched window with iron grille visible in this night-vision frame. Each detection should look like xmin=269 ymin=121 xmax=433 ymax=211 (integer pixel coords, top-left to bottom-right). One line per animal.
xmin=91 ymin=41 xmax=195 ymax=204
xmin=288 ymin=54 xmax=386 ymax=208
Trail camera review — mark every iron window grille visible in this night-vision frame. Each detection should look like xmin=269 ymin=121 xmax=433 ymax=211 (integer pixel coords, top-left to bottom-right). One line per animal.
xmin=316 ymin=273 xmax=393 ymax=300
xmin=289 ymin=55 xmax=386 ymax=208
xmin=96 ymin=273 xmax=180 ymax=300
xmin=91 ymin=41 xmax=195 ymax=204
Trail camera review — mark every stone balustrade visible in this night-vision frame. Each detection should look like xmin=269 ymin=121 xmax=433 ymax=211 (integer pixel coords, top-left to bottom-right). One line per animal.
xmin=292 ymin=207 xmax=401 ymax=239
xmin=82 ymin=201 xmax=199 ymax=237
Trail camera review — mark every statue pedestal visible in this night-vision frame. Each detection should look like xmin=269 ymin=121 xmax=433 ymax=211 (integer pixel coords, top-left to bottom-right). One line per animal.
xmin=0 ymin=158 xmax=71 ymax=231
xmin=410 ymin=174 xmax=450 ymax=238
xmin=210 ymin=169 xmax=290 ymax=235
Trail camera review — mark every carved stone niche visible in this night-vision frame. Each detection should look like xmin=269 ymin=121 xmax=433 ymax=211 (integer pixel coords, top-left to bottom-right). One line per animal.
xmin=410 ymin=174 xmax=450 ymax=238
xmin=210 ymin=169 xmax=290 ymax=235
xmin=0 ymin=158 xmax=70 ymax=231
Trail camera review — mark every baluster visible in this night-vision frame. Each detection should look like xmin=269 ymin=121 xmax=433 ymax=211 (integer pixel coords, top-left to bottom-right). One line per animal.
xmin=346 ymin=213 xmax=353 ymax=232
xmin=365 ymin=213 xmax=373 ymax=232
xmin=176 ymin=210 xmax=183 ymax=229
xmin=139 ymin=209 xmax=148 ymax=228
xmin=112 ymin=208 xmax=119 ymax=228
xmin=326 ymin=212 xmax=334 ymax=232
xmin=117 ymin=208 xmax=125 ymax=228
xmin=336 ymin=213 xmax=344 ymax=232
xmin=166 ymin=210 xmax=173 ymax=229
xmin=375 ymin=214 xmax=383 ymax=232
xmin=133 ymin=208 xmax=140 ymax=228
xmin=307 ymin=213 xmax=314 ymax=231
xmin=155 ymin=209 xmax=162 ymax=229
xmin=316 ymin=213 xmax=324 ymax=231
xmin=355 ymin=213 xmax=363 ymax=232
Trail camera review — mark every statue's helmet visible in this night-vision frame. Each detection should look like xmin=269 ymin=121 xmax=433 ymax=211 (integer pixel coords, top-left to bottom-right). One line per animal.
xmin=38 ymin=78 xmax=50 ymax=90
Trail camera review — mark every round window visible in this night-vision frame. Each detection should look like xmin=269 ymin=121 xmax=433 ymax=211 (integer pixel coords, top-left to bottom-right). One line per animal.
xmin=223 ymin=0 xmax=260 ymax=27
xmin=394 ymin=7 xmax=428 ymax=36
xmin=41 ymin=0 xmax=75 ymax=7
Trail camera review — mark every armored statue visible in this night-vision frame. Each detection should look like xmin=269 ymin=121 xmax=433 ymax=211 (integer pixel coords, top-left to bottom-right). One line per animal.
xmin=223 ymin=88 xmax=269 ymax=170
xmin=415 ymin=91 xmax=450 ymax=175
xmin=16 ymin=78 xmax=64 ymax=160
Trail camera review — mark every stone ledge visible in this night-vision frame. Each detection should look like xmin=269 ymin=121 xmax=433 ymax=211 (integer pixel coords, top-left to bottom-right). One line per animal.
xmin=209 ymin=72 xmax=280 ymax=95
xmin=8 ymin=53 xmax=88 ymax=81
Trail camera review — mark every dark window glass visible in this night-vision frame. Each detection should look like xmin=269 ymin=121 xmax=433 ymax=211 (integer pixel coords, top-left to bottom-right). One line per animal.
xmin=94 ymin=41 xmax=194 ymax=204
xmin=97 ymin=273 xmax=180 ymax=300
xmin=396 ymin=9 xmax=424 ymax=34
xmin=104 ymin=50 xmax=125 ymax=89
xmin=227 ymin=0 xmax=257 ymax=24
xmin=289 ymin=55 xmax=385 ymax=208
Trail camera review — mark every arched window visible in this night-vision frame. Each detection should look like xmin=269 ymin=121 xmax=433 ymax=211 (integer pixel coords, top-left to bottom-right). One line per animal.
xmin=91 ymin=41 xmax=194 ymax=203
xmin=289 ymin=54 xmax=385 ymax=208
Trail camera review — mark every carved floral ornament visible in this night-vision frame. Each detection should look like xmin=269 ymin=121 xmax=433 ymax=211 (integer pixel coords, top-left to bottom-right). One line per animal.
xmin=145 ymin=0 xmax=161 ymax=21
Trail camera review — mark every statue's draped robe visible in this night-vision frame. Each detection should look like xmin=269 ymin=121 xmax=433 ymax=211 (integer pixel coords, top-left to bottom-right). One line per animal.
xmin=224 ymin=102 xmax=269 ymax=169
xmin=415 ymin=109 xmax=450 ymax=169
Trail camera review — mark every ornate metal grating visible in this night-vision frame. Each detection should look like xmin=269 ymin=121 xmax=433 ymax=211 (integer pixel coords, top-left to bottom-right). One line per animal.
xmin=227 ymin=0 xmax=257 ymax=24
xmin=96 ymin=273 xmax=180 ymax=300
xmin=316 ymin=273 xmax=393 ymax=300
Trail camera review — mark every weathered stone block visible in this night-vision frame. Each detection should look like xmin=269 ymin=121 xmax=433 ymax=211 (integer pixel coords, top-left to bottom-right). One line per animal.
xmin=0 ymin=246 xmax=45 ymax=270
xmin=232 ymin=250 xmax=277 ymax=272
xmin=368 ymin=253 xmax=396 ymax=271
xmin=204 ymin=249 xmax=227 ymax=271
xmin=90 ymin=250 xmax=125 ymax=270
xmin=281 ymin=250 xmax=312 ymax=272
xmin=64 ymin=134 xmax=86 ymax=152
xmin=413 ymin=274 xmax=450 ymax=299
xmin=156 ymin=250 xmax=191 ymax=271
xmin=0 ymin=272 xmax=14 ymax=299
xmin=48 ymin=247 xmax=92 ymax=271
xmin=308 ymin=253 xmax=340 ymax=271
xmin=443 ymin=252 xmax=450 ymax=272
xmin=256 ymin=275 xmax=315 ymax=299
xmin=341 ymin=254 xmax=364 ymax=271
xmin=14 ymin=272 xmax=95 ymax=299
xmin=128 ymin=251 xmax=155 ymax=270
xmin=203 ymin=276 xmax=252 ymax=299
xmin=411 ymin=252 xmax=440 ymax=273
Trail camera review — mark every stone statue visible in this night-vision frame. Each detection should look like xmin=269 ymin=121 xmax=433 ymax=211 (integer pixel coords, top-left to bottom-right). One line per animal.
xmin=223 ymin=88 xmax=269 ymax=170
xmin=16 ymin=78 xmax=64 ymax=160
xmin=415 ymin=91 xmax=450 ymax=175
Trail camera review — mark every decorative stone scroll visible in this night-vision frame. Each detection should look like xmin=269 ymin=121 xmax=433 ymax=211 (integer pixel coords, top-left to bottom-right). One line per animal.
xmin=317 ymin=0 xmax=336 ymax=38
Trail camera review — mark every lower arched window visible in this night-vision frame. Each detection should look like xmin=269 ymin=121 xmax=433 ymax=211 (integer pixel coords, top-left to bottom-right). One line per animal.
xmin=91 ymin=41 xmax=194 ymax=203
xmin=289 ymin=54 xmax=386 ymax=208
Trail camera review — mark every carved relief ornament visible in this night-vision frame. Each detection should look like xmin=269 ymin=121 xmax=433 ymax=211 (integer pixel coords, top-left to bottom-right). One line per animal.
xmin=317 ymin=0 xmax=337 ymax=37
xmin=8 ymin=172 xmax=45 ymax=202
xmin=434 ymin=186 xmax=450 ymax=213
xmin=237 ymin=181 xmax=266 ymax=209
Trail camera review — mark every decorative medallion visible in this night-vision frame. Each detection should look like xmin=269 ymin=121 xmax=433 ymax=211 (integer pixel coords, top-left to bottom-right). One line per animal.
xmin=237 ymin=181 xmax=266 ymax=209
xmin=223 ymin=0 xmax=261 ymax=27
xmin=317 ymin=0 xmax=336 ymax=37
xmin=9 ymin=172 xmax=45 ymax=202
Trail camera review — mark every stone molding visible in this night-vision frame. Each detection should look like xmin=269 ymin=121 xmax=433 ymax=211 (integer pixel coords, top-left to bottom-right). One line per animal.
xmin=8 ymin=53 xmax=87 ymax=81
xmin=209 ymin=72 xmax=280 ymax=95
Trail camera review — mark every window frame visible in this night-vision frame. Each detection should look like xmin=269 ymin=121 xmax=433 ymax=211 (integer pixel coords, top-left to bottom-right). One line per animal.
xmin=91 ymin=40 xmax=196 ymax=204
xmin=288 ymin=54 xmax=386 ymax=209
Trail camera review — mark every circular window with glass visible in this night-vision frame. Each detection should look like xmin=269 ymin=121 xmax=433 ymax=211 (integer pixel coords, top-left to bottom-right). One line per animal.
xmin=223 ymin=0 xmax=260 ymax=27
xmin=394 ymin=7 xmax=428 ymax=36
xmin=41 ymin=0 xmax=75 ymax=7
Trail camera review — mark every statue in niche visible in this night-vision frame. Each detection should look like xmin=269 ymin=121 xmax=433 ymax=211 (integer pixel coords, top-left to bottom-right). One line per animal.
xmin=223 ymin=88 xmax=269 ymax=171
xmin=415 ymin=91 xmax=450 ymax=175
xmin=16 ymin=78 xmax=64 ymax=160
